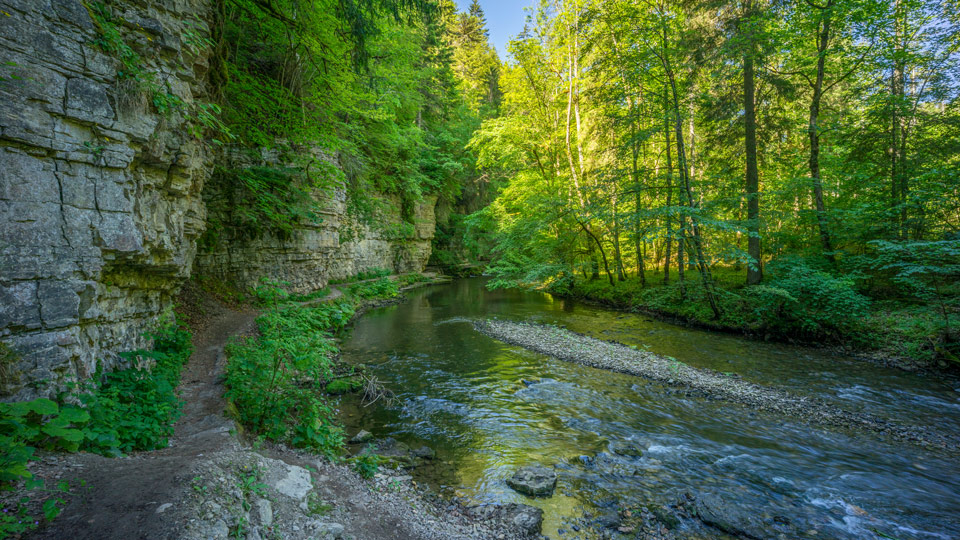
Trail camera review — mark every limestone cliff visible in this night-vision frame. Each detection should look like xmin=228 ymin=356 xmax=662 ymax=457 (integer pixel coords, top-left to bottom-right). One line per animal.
xmin=0 ymin=0 xmax=213 ymax=399
xmin=193 ymin=150 xmax=437 ymax=294
xmin=0 ymin=0 xmax=439 ymax=399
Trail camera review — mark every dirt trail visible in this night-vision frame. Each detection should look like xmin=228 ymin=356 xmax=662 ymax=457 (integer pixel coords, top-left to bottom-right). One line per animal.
xmin=29 ymin=298 xmax=257 ymax=540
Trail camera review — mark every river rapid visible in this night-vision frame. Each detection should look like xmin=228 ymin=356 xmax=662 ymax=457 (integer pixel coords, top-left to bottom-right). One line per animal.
xmin=336 ymin=278 xmax=960 ymax=539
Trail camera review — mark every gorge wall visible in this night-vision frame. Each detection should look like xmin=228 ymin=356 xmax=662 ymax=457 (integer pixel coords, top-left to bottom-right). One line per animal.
xmin=192 ymin=148 xmax=437 ymax=294
xmin=194 ymin=182 xmax=437 ymax=294
xmin=0 ymin=0 xmax=213 ymax=400
xmin=0 ymin=0 xmax=438 ymax=400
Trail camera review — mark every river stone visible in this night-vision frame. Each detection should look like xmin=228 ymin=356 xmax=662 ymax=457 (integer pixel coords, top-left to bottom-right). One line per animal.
xmin=469 ymin=503 xmax=543 ymax=536
xmin=693 ymin=494 xmax=769 ymax=539
xmin=372 ymin=438 xmax=416 ymax=468
xmin=254 ymin=498 xmax=272 ymax=527
xmin=349 ymin=430 xmax=373 ymax=444
xmin=412 ymin=445 xmax=436 ymax=459
xmin=610 ymin=440 xmax=643 ymax=458
xmin=595 ymin=509 xmax=621 ymax=529
xmin=310 ymin=521 xmax=344 ymax=538
xmin=263 ymin=459 xmax=313 ymax=500
xmin=506 ymin=465 xmax=557 ymax=497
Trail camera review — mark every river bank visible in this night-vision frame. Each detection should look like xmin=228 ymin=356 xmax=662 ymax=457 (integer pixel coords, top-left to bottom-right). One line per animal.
xmin=537 ymin=276 xmax=959 ymax=374
xmin=334 ymin=277 xmax=960 ymax=540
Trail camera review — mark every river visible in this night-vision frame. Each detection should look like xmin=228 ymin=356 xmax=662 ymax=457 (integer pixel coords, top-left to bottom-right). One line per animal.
xmin=336 ymin=278 xmax=960 ymax=539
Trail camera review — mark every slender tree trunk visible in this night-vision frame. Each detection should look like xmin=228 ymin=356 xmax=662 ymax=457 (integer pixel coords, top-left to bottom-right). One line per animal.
xmin=744 ymin=2 xmax=762 ymax=285
xmin=808 ymin=7 xmax=836 ymax=263
xmin=663 ymin=85 xmax=673 ymax=285
xmin=678 ymin=218 xmax=687 ymax=299
xmin=661 ymin=26 xmax=722 ymax=318
xmin=891 ymin=0 xmax=906 ymax=239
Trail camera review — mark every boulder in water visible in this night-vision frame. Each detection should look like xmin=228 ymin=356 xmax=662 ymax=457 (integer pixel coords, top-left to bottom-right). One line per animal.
xmin=610 ymin=440 xmax=644 ymax=457
xmin=349 ymin=430 xmax=373 ymax=444
xmin=692 ymin=494 xmax=770 ymax=539
xmin=506 ymin=465 xmax=557 ymax=497
xmin=412 ymin=445 xmax=436 ymax=459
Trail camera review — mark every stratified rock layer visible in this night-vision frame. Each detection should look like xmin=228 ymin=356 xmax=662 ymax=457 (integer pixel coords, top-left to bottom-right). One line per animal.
xmin=0 ymin=0 xmax=213 ymax=399
xmin=0 ymin=0 xmax=440 ymax=399
xmin=193 ymin=148 xmax=437 ymax=293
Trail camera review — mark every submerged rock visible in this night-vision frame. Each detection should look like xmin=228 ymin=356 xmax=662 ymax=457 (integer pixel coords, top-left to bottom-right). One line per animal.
xmin=349 ymin=430 xmax=373 ymax=444
xmin=506 ymin=465 xmax=558 ymax=497
xmin=372 ymin=438 xmax=417 ymax=468
xmin=610 ymin=440 xmax=644 ymax=457
xmin=692 ymin=494 xmax=769 ymax=539
xmin=595 ymin=509 xmax=621 ymax=529
xmin=412 ymin=445 xmax=436 ymax=459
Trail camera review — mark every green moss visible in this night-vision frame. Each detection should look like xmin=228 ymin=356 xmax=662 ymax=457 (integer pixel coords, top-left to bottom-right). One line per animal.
xmin=325 ymin=378 xmax=363 ymax=395
xmin=0 ymin=342 xmax=22 ymax=393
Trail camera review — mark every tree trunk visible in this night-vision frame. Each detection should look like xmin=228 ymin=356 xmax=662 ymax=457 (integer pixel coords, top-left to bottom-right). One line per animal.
xmin=661 ymin=26 xmax=722 ymax=318
xmin=891 ymin=0 xmax=906 ymax=239
xmin=677 ymin=218 xmax=687 ymax=299
xmin=808 ymin=9 xmax=835 ymax=264
xmin=743 ymin=3 xmax=762 ymax=285
xmin=663 ymin=85 xmax=673 ymax=285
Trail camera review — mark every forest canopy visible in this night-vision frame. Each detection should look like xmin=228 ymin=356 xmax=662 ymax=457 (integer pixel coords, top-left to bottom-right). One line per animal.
xmin=464 ymin=0 xmax=960 ymax=362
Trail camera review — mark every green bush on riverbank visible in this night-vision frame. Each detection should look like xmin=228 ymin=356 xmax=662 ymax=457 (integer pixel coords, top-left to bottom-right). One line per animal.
xmin=224 ymin=277 xmax=400 ymax=457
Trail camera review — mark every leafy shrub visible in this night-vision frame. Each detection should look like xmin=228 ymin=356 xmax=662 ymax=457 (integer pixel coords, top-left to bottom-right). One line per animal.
xmin=397 ymin=273 xmax=430 ymax=287
xmin=0 ymin=322 xmax=191 ymax=536
xmin=351 ymin=451 xmax=381 ymax=479
xmin=347 ymin=277 xmax=399 ymax=299
xmin=748 ymin=261 xmax=870 ymax=337
xmin=71 ymin=323 xmax=193 ymax=454
xmin=330 ymin=267 xmax=392 ymax=284
xmin=325 ymin=378 xmax=364 ymax=395
xmin=226 ymin=273 xmax=406 ymax=457
xmin=225 ymin=290 xmax=352 ymax=456
xmin=0 ymin=400 xmax=88 ymax=483
xmin=288 ymin=287 xmax=330 ymax=303
xmin=356 ymin=267 xmax=392 ymax=281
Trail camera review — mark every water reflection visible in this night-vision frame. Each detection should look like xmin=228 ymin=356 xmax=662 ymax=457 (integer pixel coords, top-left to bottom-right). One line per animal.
xmin=337 ymin=278 xmax=960 ymax=539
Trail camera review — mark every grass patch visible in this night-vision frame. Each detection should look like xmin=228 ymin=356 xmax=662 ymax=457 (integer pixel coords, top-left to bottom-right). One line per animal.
xmin=397 ymin=273 xmax=430 ymax=287
xmin=288 ymin=287 xmax=330 ymax=303
xmin=347 ymin=277 xmax=398 ymax=299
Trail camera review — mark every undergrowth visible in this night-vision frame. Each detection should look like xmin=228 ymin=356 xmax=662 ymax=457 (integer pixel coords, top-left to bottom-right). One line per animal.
xmin=0 ymin=322 xmax=193 ymax=537
xmin=223 ymin=276 xmax=400 ymax=459
xmin=545 ymin=261 xmax=957 ymax=365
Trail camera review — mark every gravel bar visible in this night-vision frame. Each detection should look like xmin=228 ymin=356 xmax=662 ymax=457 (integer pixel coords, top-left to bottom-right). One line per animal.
xmin=474 ymin=319 xmax=959 ymax=454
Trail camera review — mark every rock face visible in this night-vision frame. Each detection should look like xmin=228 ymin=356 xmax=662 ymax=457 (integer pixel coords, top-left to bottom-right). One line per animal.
xmin=506 ymin=465 xmax=558 ymax=498
xmin=193 ymin=154 xmax=438 ymax=294
xmin=0 ymin=0 xmax=213 ymax=399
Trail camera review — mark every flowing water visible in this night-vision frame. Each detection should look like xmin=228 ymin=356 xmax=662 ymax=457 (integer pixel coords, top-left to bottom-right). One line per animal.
xmin=336 ymin=278 xmax=960 ymax=539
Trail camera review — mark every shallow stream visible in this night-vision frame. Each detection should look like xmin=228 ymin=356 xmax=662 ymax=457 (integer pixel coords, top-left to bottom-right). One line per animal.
xmin=337 ymin=278 xmax=960 ymax=539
